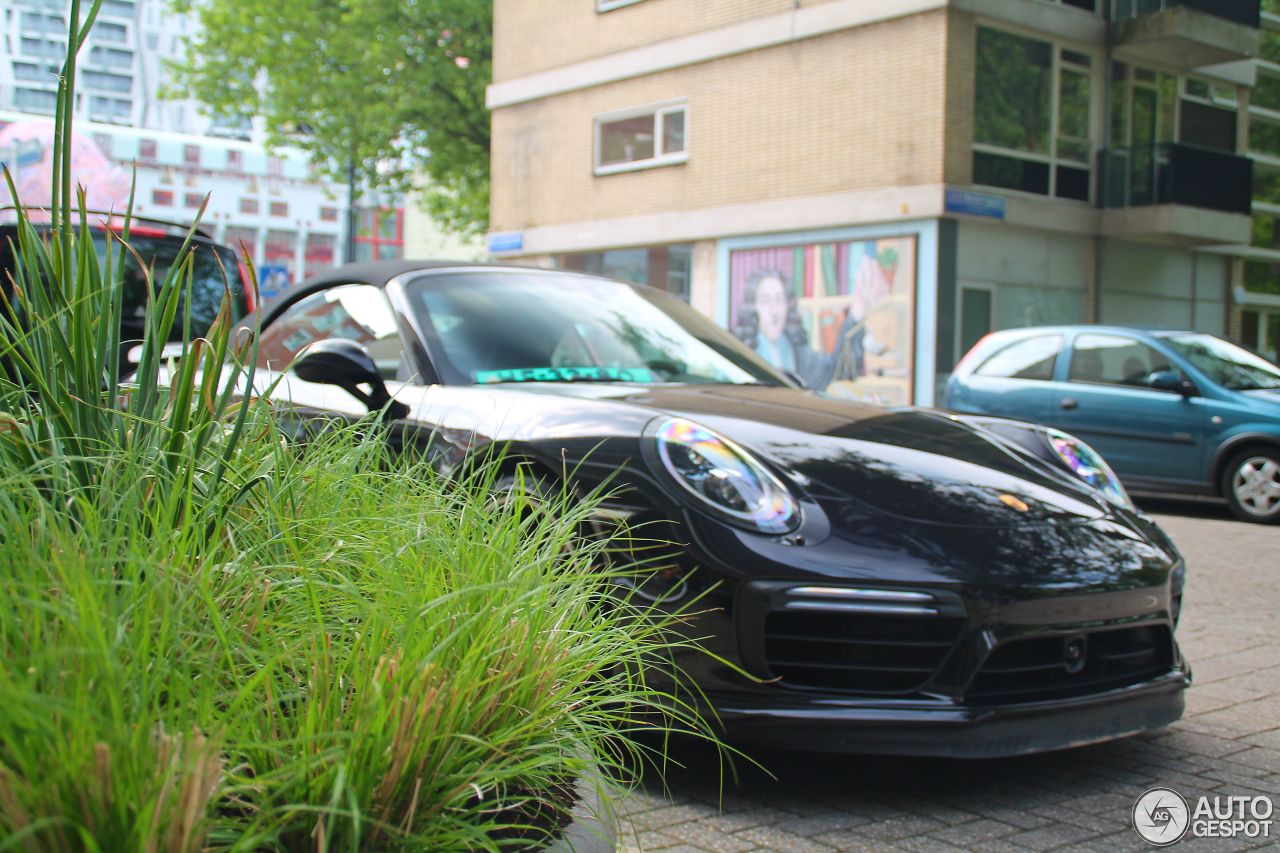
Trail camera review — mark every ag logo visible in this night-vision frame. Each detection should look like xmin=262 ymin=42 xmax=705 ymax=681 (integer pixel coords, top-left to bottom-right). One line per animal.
xmin=1134 ymin=787 xmax=1191 ymax=846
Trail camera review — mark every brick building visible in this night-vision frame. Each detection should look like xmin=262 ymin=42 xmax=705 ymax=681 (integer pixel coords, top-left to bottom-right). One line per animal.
xmin=487 ymin=0 xmax=1273 ymax=405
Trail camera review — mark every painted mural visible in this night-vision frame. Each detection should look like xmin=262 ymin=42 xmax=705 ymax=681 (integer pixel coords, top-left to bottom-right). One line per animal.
xmin=727 ymin=236 xmax=917 ymax=405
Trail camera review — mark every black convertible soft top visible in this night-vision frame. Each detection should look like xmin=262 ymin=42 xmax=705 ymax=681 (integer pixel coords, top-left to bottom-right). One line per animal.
xmin=244 ymin=259 xmax=497 ymax=329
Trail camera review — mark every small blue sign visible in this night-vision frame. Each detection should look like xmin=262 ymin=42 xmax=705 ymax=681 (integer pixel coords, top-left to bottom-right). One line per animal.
xmin=945 ymin=189 xmax=1006 ymax=220
xmin=487 ymin=231 xmax=524 ymax=253
xmin=258 ymin=264 xmax=291 ymax=302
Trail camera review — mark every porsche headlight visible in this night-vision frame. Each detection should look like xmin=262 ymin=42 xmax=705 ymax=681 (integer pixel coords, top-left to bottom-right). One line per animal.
xmin=653 ymin=417 xmax=799 ymax=534
xmin=1046 ymin=429 xmax=1134 ymax=511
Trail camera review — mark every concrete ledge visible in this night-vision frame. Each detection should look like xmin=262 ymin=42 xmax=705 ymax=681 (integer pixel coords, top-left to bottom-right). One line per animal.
xmin=493 ymin=184 xmax=947 ymax=256
xmin=1100 ymin=205 xmax=1252 ymax=246
xmin=1112 ymin=6 xmax=1260 ymax=70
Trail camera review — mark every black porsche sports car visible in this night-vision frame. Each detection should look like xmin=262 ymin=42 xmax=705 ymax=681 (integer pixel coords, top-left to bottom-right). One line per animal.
xmin=240 ymin=260 xmax=1190 ymax=758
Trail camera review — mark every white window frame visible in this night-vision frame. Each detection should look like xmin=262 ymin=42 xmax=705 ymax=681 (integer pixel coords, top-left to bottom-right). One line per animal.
xmin=597 ymin=0 xmax=645 ymax=11
xmin=593 ymin=99 xmax=689 ymax=176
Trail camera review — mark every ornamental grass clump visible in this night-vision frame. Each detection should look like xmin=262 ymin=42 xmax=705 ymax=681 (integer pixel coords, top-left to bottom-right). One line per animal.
xmin=0 ymin=3 xmax=708 ymax=849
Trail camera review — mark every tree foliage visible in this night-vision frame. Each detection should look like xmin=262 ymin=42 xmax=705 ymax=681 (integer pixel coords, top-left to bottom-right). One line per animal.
xmin=169 ymin=0 xmax=491 ymax=235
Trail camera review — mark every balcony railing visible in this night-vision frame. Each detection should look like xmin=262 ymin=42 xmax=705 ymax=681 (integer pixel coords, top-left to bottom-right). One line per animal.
xmin=1098 ymin=143 xmax=1253 ymax=214
xmin=1109 ymin=0 xmax=1261 ymax=28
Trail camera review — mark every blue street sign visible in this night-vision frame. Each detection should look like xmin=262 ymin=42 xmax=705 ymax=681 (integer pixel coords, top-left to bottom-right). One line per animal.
xmin=945 ymin=189 xmax=1007 ymax=220
xmin=258 ymin=264 xmax=291 ymax=301
xmin=487 ymin=231 xmax=524 ymax=253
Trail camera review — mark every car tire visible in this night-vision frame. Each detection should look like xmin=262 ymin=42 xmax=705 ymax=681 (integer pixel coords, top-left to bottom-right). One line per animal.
xmin=1221 ymin=448 xmax=1280 ymax=524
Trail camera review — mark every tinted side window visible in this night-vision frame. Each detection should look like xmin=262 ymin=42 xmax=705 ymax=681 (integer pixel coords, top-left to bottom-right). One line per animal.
xmin=1068 ymin=334 xmax=1176 ymax=387
xmin=975 ymin=335 xmax=1063 ymax=380
xmin=257 ymin=284 xmax=407 ymax=379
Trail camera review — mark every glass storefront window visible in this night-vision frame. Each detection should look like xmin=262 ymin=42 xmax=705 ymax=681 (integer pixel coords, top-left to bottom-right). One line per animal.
xmin=557 ymin=244 xmax=693 ymax=301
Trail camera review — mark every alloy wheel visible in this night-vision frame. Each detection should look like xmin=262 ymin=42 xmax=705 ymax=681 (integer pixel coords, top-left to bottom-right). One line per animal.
xmin=1232 ymin=456 xmax=1280 ymax=519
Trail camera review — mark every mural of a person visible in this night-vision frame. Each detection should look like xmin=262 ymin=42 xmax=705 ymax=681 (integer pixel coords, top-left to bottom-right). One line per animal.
xmin=726 ymin=236 xmax=917 ymax=403
xmin=733 ymin=268 xmax=833 ymax=389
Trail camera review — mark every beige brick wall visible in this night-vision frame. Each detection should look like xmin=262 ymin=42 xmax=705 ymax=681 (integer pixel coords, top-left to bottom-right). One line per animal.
xmin=493 ymin=0 xmax=843 ymax=82
xmin=491 ymin=10 xmax=950 ymax=233
xmin=943 ymin=10 xmax=976 ymax=186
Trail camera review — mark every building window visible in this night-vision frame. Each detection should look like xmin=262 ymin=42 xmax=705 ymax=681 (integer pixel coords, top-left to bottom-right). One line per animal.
xmin=267 ymin=157 xmax=283 ymax=177
xmin=95 ymin=22 xmax=128 ymax=43
xmin=89 ymin=46 xmax=133 ymax=68
xmin=151 ymin=189 xmax=174 ymax=207
xmin=319 ymin=206 xmax=339 ymax=222
xmin=352 ymin=208 xmax=404 ymax=262
xmin=13 ymin=62 xmax=44 ymax=82
xmin=13 ymin=87 xmax=58 ymax=113
xmin=239 ymin=198 xmax=259 ymax=215
xmin=270 ymin=201 xmax=288 ymax=218
xmin=183 ymin=144 xmax=201 ymax=165
xmin=226 ymin=149 xmax=243 ymax=170
xmin=973 ymin=27 xmax=1093 ymax=202
xmin=594 ymin=101 xmax=688 ymax=175
xmin=557 ymin=245 xmax=693 ymax=301
xmin=304 ymin=233 xmax=337 ymax=278
xmin=223 ymin=225 xmax=258 ymax=265
xmin=93 ymin=133 xmax=113 ymax=156
xmin=1048 ymin=0 xmax=1097 ymax=11
xmin=82 ymin=70 xmax=132 ymax=93
xmin=184 ymin=192 xmax=203 ymax=208
xmin=138 ymin=138 xmax=157 ymax=160
xmin=263 ymin=229 xmax=298 ymax=286
xmin=99 ymin=1 xmax=137 ymax=18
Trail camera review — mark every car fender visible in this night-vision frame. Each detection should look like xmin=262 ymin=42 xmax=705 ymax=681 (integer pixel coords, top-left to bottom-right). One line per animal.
xmin=1209 ymin=429 xmax=1280 ymax=486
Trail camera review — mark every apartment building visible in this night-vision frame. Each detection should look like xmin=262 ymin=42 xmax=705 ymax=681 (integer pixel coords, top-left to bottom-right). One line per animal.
xmin=487 ymin=0 xmax=1268 ymax=405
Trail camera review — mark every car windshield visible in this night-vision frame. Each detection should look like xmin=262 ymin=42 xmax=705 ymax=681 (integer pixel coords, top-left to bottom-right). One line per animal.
xmin=1159 ymin=333 xmax=1280 ymax=392
xmin=404 ymin=270 xmax=787 ymax=386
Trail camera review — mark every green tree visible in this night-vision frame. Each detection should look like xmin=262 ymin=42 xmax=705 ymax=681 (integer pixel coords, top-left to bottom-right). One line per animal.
xmin=169 ymin=0 xmax=491 ymax=236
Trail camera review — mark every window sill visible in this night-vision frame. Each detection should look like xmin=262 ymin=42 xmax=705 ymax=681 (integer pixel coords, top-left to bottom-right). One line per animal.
xmin=594 ymin=154 xmax=687 ymax=177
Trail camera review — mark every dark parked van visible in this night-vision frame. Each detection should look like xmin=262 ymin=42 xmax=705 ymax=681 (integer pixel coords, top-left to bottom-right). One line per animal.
xmin=0 ymin=209 xmax=253 ymax=369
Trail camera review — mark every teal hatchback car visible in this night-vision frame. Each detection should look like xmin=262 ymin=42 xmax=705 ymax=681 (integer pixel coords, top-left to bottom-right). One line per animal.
xmin=945 ymin=326 xmax=1280 ymax=523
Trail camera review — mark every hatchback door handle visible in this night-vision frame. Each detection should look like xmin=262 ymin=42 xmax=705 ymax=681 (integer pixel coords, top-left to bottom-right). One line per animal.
xmin=1060 ymin=398 xmax=1079 ymax=411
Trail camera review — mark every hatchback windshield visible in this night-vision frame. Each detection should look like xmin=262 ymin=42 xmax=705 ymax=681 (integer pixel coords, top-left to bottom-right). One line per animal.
xmin=90 ymin=233 xmax=245 ymax=340
xmin=1159 ymin=333 xmax=1280 ymax=391
xmin=1 ymin=227 xmax=245 ymax=342
xmin=405 ymin=270 xmax=786 ymax=386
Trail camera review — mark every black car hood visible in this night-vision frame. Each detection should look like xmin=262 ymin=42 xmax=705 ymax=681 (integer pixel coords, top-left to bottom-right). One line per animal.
xmin=498 ymin=383 xmax=1108 ymax=528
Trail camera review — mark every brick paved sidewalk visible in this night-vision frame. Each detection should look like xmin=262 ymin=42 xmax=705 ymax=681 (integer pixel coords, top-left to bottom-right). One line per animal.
xmin=618 ymin=505 xmax=1280 ymax=852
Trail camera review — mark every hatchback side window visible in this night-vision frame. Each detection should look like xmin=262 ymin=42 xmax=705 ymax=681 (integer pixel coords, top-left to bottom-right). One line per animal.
xmin=1068 ymin=334 xmax=1177 ymax=388
xmin=975 ymin=335 xmax=1063 ymax=380
xmin=257 ymin=284 xmax=408 ymax=380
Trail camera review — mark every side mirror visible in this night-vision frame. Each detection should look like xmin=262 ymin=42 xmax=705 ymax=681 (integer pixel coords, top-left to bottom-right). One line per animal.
xmin=294 ymin=338 xmax=409 ymax=420
xmin=1148 ymin=370 xmax=1195 ymax=397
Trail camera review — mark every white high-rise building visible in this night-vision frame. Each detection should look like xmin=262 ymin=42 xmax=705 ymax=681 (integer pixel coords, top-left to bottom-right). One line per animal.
xmin=0 ymin=0 xmax=440 ymax=292
xmin=1 ymin=0 xmax=248 ymax=137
